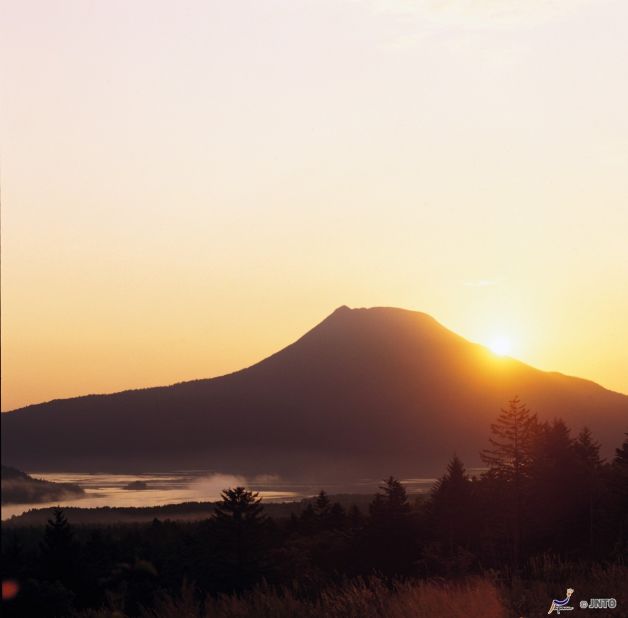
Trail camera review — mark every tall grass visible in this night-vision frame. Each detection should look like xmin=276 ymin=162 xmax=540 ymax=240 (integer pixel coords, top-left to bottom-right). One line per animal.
xmin=78 ymin=562 xmax=627 ymax=618
xmin=140 ymin=577 xmax=505 ymax=618
xmin=502 ymin=557 xmax=627 ymax=617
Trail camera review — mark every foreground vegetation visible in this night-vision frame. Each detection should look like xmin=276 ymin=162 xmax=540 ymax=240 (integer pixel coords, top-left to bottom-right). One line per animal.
xmin=83 ymin=577 xmax=508 ymax=618
xmin=2 ymin=398 xmax=627 ymax=617
xmin=77 ymin=564 xmax=627 ymax=618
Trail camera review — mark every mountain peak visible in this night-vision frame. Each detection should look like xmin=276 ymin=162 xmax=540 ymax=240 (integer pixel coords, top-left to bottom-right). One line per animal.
xmin=2 ymin=306 xmax=626 ymax=476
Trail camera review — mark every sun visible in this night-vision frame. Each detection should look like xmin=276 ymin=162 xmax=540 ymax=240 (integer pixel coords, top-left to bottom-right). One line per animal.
xmin=488 ymin=335 xmax=512 ymax=357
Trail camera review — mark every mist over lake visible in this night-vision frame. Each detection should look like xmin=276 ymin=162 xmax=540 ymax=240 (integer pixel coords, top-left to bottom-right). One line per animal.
xmin=1 ymin=471 xmax=438 ymax=521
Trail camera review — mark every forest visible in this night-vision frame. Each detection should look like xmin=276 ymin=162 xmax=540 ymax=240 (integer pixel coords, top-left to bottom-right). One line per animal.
xmin=2 ymin=398 xmax=627 ymax=617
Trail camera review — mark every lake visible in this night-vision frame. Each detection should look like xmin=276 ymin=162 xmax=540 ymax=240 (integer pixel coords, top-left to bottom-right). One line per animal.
xmin=2 ymin=471 xmax=439 ymax=520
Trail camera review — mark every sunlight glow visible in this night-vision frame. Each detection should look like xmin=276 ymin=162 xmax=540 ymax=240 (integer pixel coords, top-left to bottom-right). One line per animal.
xmin=488 ymin=336 xmax=512 ymax=357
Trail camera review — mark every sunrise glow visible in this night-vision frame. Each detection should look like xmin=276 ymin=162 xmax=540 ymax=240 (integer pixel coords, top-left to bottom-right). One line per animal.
xmin=487 ymin=336 xmax=513 ymax=357
xmin=1 ymin=1 xmax=627 ymax=411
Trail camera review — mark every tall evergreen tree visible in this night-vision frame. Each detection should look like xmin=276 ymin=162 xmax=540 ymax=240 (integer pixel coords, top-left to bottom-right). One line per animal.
xmin=430 ymin=455 xmax=472 ymax=554
xmin=528 ymin=419 xmax=579 ymax=550
xmin=574 ymin=427 xmax=604 ymax=552
xmin=328 ymin=502 xmax=347 ymax=530
xmin=574 ymin=427 xmax=603 ymax=468
xmin=39 ymin=508 xmax=79 ymax=588
xmin=314 ymin=490 xmax=331 ymax=520
xmin=481 ymin=397 xmax=538 ymax=569
xmin=211 ymin=487 xmax=268 ymax=591
xmin=369 ymin=476 xmax=411 ymax=522
xmin=365 ymin=477 xmax=417 ymax=575
xmin=608 ymin=434 xmax=628 ymax=553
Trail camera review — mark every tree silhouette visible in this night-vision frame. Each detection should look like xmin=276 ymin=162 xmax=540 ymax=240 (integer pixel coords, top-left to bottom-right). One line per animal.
xmin=366 ymin=477 xmax=417 ymax=575
xmin=573 ymin=427 xmax=604 ymax=552
xmin=609 ymin=434 xmax=628 ymax=552
xmin=212 ymin=487 xmax=268 ymax=591
xmin=369 ymin=476 xmax=411 ymax=522
xmin=39 ymin=508 xmax=79 ymax=587
xmin=430 ymin=455 xmax=472 ymax=554
xmin=614 ymin=433 xmax=628 ymax=467
xmin=574 ymin=427 xmax=603 ymax=468
xmin=528 ymin=419 xmax=579 ymax=551
xmin=328 ymin=502 xmax=347 ymax=530
xmin=314 ymin=490 xmax=331 ymax=519
xmin=214 ymin=487 xmax=265 ymax=524
xmin=481 ymin=397 xmax=538 ymax=569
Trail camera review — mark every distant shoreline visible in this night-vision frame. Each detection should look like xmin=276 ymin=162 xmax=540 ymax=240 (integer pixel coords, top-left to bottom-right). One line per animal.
xmin=2 ymin=493 xmax=389 ymax=527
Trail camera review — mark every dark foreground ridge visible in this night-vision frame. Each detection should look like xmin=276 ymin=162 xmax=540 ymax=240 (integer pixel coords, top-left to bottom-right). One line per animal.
xmin=2 ymin=306 xmax=627 ymax=475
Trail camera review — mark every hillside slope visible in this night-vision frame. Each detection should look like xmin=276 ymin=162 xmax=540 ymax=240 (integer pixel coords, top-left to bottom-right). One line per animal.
xmin=2 ymin=306 xmax=626 ymax=477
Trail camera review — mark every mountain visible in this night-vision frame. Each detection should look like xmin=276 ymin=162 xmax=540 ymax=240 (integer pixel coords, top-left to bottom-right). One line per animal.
xmin=1 ymin=465 xmax=85 ymax=505
xmin=2 ymin=306 xmax=626 ymax=479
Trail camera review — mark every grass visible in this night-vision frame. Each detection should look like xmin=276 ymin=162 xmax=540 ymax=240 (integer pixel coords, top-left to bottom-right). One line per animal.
xmin=77 ymin=561 xmax=628 ymax=618
xmin=137 ymin=577 xmax=505 ymax=618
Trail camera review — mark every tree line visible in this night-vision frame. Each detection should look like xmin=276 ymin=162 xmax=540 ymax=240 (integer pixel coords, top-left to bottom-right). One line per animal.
xmin=2 ymin=397 xmax=627 ymax=617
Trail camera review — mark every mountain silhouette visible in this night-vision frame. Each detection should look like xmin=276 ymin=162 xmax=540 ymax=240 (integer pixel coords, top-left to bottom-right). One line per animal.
xmin=2 ymin=306 xmax=626 ymax=478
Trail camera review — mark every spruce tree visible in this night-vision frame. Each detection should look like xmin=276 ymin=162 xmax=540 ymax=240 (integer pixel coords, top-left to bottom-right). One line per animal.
xmin=212 ymin=487 xmax=267 ymax=591
xmin=481 ymin=397 xmax=538 ymax=569
xmin=369 ymin=476 xmax=411 ymax=522
xmin=39 ymin=508 xmax=79 ymax=587
xmin=430 ymin=455 xmax=472 ymax=554
xmin=609 ymin=434 xmax=628 ymax=550
xmin=366 ymin=477 xmax=417 ymax=575
xmin=314 ymin=490 xmax=331 ymax=520
xmin=574 ymin=427 xmax=604 ymax=551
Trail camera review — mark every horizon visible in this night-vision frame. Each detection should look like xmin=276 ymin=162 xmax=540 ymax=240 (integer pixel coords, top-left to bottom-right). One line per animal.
xmin=2 ymin=0 xmax=628 ymax=410
xmin=2 ymin=303 xmax=627 ymax=412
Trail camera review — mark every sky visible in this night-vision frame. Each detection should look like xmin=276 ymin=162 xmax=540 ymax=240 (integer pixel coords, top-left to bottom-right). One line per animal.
xmin=1 ymin=0 xmax=627 ymax=411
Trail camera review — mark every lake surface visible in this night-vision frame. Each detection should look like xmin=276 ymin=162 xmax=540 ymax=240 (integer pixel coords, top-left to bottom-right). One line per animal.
xmin=2 ymin=471 xmax=438 ymax=520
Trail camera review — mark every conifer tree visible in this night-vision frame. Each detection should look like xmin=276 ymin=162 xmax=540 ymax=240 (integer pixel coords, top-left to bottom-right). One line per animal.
xmin=574 ymin=427 xmax=604 ymax=551
xmin=609 ymin=434 xmax=628 ymax=548
xmin=314 ymin=490 xmax=331 ymax=519
xmin=574 ymin=427 xmax=603 ymax=468
xmin=481 ymin=397 xmax=538 ymax=569
xmin=212 ymin=487 xmax=267 ymax=591
xmin=430 ymin=455 xmax=472 ymax=553
xmin=39 ymin=508 xmax=79 ymax=588
xmin=328 ymin=502 xmax=347 ymax=530
xmin=367 ymin=477 xmax=416 ymax=575
xmin=369 ymin=476 xmax=411 ymax=522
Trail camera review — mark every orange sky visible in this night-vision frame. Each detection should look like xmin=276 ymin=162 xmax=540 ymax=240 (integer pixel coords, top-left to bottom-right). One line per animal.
xmin=1 ymin=0 xmax=627 ymax=411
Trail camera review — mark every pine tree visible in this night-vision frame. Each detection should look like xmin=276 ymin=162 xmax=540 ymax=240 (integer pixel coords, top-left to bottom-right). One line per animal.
xmin=574 ymin=427 xmax=603 ymax=468
xmin=574 ymin=427 xmax=604 ymax=551
xmin=369 ymin=476 xmax=411 ymax=522
xmin=214 ymin=487 xmax=266 ymax=525
xmin=528 ymin=419 xmax=579 ymax=551
xmin=314 ymin=490 xmax=331 ymax=519
xmin=609 ymin=434 xmax=628 ymax=550
xmin=212 ymin=487 xmax=267 ymax=591
xmin=614 ymin=433 xmax=628 ymax=468
xmin=39 ymin=508 xmax=79 ymax=588
xmin=481 ymin=397 xmax=538 ymax=569
xmin=366 ymin=477 xmax=416 ymax=575
xmin=328 ymin=502 xmax=347 ymax=530
xmin=430 ymin=455 xmax=472 ymax=554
